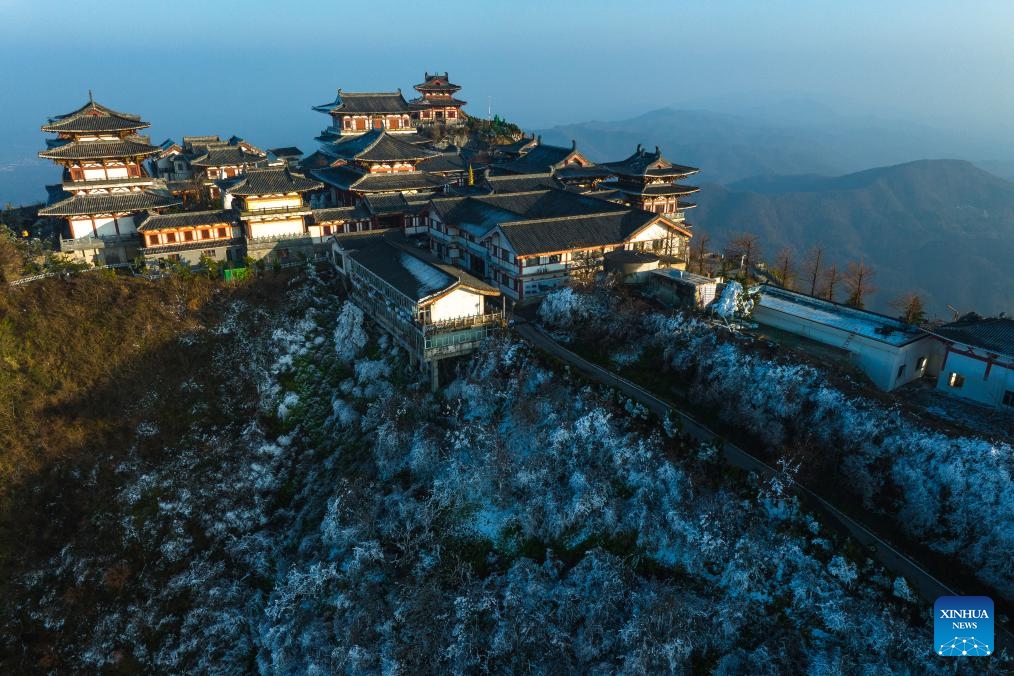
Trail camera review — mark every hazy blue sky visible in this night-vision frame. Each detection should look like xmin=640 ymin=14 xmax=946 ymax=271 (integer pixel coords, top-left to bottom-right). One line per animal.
xmin=3 ymin=0 xmax=1014 ymax=201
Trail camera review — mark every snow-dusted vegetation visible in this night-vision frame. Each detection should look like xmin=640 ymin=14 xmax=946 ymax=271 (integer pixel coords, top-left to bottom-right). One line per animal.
xmin=2 ymin=271 xmax=1007 ymax=672
xmin=540 ymin=286 xmax=1014 ymax=602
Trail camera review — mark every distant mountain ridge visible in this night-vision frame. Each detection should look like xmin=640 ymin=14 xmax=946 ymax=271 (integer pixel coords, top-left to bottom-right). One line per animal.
xmin=538 ymin=105 xmax=1008 ymax=185
xmin=693 ymin=159 xmax=1014 ymax=317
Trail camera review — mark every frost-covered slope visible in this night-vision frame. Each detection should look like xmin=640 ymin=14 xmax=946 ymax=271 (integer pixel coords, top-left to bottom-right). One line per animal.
xmin=2 ymin=271 xmax=1006 ymax=673
xmin=539 ymin=286 xmax=1014 ymax=602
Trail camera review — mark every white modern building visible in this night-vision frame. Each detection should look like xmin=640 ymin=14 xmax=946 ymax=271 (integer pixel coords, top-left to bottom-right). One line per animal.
xmin=752 ymin=285 xmax=941 ymax=391
xmin=927 ymin=314 xmax=1014 ymax=408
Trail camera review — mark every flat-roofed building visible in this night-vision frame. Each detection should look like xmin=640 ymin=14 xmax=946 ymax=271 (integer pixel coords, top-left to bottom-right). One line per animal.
xmin=645 ymin=268 xmax=718 ymax=308
xmin=752 ymin=284 xmax=940 ymax=391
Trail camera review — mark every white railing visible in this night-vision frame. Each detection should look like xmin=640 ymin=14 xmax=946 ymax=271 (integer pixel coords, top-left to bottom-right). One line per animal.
xmin=8 ymin=263 xmax=132 ymax=287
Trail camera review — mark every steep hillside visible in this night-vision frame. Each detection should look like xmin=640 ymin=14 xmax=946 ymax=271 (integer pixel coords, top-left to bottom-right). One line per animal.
xmin=0 ymin=270 xmax=979 ymax=673
xmin=694 ymin=160 xmax=1014 ymax=316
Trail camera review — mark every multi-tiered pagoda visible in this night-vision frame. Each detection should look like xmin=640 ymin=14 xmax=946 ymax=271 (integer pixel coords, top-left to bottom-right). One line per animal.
xmin=600 ymin=145 xmax=699 ymax=223
xmin=38 ymin=96 xmax=179 ymax=265
xmin=409 ymin=72 xmax=467 ymax=125
xmin=309 ymin=128 xmax=452 ymax=231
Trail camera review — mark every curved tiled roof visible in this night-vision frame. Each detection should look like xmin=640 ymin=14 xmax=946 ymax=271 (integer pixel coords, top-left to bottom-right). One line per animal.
xmin=190 ymin=146 xmax=267 ymax=167
xmin=310 ymin=165 xmax=367 ymax=190
xmin=39 ymin=137 xmax=160 ymax=160
xmin=327 ymin=129 xmax=437 ymax=163
xmin=484 ymin=173 xmax=560 ymax=194
xmin=409 ymin=97 xmax=468 ymax=108
xmin=934 ymin=315 xmax=1014 ymax=356
xmin=39 ymin=190 xmax=181 ymax=216
xmin=416 ymin=153 xmax=469 ymax=174
xmin=351 ymin=171 xmax=450 ymax=192
xmin=413 ymin=72 xmax=462 ymax=93
xmin=602 ymin=146 xmax=698 ymax=178
xmin=42 ymin=99 xmax=148 ymax=134
xmin=497 ymin=211 xmax=659 ymax=256
xmin=313 ymin=90 xmax=410 ymax=115
xmin=136 ymin=209 xmax=237 ymax=232
xmin=224 ymin=166 xmax=323 ymax=196
xmin=493 ymin=143 xmax=586 ymax=175
xmin=311 ymin=205 xmax=370 ymax=223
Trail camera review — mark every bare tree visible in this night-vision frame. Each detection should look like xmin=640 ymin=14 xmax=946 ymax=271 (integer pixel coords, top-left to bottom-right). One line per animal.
xmin=690 ymin=230 xmax=711 ymax=276
xmin=890 ymin=292 xmax=927 ymax=325
xmin=803 ymin=245 xmax=824 ymax=296
xmin=821 ymin=263 xmax=841 ymax=302
xmin=773 ymin=247 xmax=796 ymax=289
xmin=724 ymin=233 xmax=762 ymax=281
xmin=843 ymin=260 xmax=876 ymax=309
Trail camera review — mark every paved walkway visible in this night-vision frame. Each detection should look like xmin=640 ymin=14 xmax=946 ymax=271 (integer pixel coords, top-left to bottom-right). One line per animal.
xmin=515 ymin=321 xmax=1012 ymax=653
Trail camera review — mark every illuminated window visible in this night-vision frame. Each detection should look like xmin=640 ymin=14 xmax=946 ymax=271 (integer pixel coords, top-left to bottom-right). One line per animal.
xmin=948 ymin=372 xmax=965 ymax=388
xmin=916 ymin=357 xmax=928 ymax=371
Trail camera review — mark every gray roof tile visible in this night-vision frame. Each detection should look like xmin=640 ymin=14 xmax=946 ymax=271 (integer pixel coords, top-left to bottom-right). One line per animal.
xmin=314 ymin=90 xmax=410 ymax=114
xmin=42 ymin=99 xmax=147 ymax=133
xmin=498 ymin=210 xmax=658 ymax=256
xmin=935 ymin=316 xmax=1014 ymax=356
xmin=326 ymin=129 xmax=437 ymax=162
xmin=39 ymin=137 xmax=160 ymax=160
xmin=602 ymin=146 xmax=698 ymax=178
xmin=136 ymin=209 xmax=238 ymax=231
xmin=40 ymin=190 xmax=181 ymax=216
xmin=225 ymin=166 xmax=323 ymax=196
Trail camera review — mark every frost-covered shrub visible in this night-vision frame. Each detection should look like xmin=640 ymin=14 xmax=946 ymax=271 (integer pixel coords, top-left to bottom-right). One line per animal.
xmin=638 ymin=300 xmax=1014 ymax=599
xmin=11 ymin=273 xmax=999 ymax=674
xmin=538 ymin=287 xmax=606 ymax=329
xmin=333 ymin=300 xmax=367 ymax=362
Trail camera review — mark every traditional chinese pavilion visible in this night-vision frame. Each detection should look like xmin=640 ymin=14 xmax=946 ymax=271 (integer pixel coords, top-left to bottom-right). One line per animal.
xmin=308 ymin=128 xmax=452 ymax=230
xmin=136 ymin=209 xmax=243 ymax=267
xmin=312 ymin=90 xmax=414 ymax=137
xmin=409 ymin=72 xmax=467 ymax=125
xmin=221 ymin=165 xmax=324 ymax=261
xmin=600 ymin=145 xmax=699 ymax=223
xmin=38 ymin=96 xmax=179 ymax=264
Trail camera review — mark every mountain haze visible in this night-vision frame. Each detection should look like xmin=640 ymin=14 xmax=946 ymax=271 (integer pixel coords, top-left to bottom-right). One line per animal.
xmin=539 ymin=105 xmax=1008 ymax=185
xmin=694 ymin=159 xmax=1014 ymax=317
